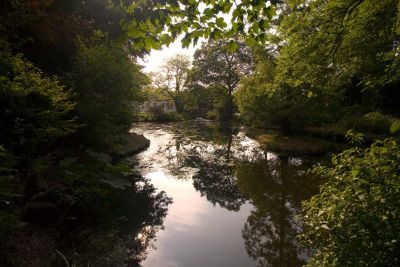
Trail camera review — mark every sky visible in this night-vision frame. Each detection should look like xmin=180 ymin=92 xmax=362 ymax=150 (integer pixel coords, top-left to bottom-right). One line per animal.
xmin=139 ymin=38 xmax=201 ymax=73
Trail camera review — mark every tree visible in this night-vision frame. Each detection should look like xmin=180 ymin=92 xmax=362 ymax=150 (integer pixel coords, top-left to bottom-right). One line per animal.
xmin=189 ymin=39 xmax=254 ymax=121
xmin=0 ymin=50 xmax=76 ymax=196
xmin=301 ymin=138 xmax=400 ymax=266
xmin=235 ymin=48 xmax=329 ymax=133
xmin=275 ymin=0 xmax=400 ymax=116
xmin=152 ymin=54 xmax=191 ymax=113
xmin=0 ymin=0 xmax=136 ymax=73
xmin=72 ymin=41 xmax=148 ymax=150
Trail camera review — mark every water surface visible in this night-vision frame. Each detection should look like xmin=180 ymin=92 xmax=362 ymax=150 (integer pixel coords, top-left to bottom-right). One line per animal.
xmin=132 ymin=121 xmax=321 ymax=267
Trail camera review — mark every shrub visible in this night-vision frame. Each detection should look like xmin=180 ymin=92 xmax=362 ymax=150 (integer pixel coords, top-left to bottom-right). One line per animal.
xmin=72 ymin=42 xmax=147 ymax=150
xmin=301 ymin=138 xmax=400 ymax=266
xmin=0 ymin=51 xmax=76 ymax=177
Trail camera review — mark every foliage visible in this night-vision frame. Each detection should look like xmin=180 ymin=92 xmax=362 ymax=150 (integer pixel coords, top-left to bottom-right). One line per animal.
xmin=122 ymin=0 xmax=279 ymax=50
xmin=182 ymin=82 xmax=215 ymax=118
xmin=188 ymin=39 xmax=254 ymax=121
xmin=234 ymin=0 xmax=400 ymax=133
xmin=190 ymin=39 xmax=254 ymax=95
xmin=72 ymin=42 xmax=148 ymax=150
xmin=276 ymin=0 xmax=400 ymax=115
xmin=301 ymin=138 xmax=400 ymax=266
xmin=391 ymin=119 xmax=400 ymax=135
xmin=143 ymin=85 xmax=171 ymax=101
xmin=148 ymin=106 xmax=184 ymax=122
xmin=355 ymin=112 xmax=397 ymax=135
xmin=151 ymin=54 xmax=191 ymax=113
xmin=235 ymin=49 xmax=331 ymax=133
xmin=1 ymin=0 xmax=138 ymax=72
xmin=0 ymin=50 xmax=76 ymax=164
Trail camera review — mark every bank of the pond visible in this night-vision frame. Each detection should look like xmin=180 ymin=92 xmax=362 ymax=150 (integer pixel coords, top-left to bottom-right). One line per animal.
xmin=246 ymin=128 xmax=348 ymax=156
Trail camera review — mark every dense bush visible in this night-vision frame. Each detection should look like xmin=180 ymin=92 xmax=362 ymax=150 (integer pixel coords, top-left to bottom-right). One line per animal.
xmin=0 ymin=51 xmax=77 ymax=193
xmin=0 ymin=51 xmax=76 ymax=153
xmin=72 ymin=42 xmax=147 ymax=150
xmin=301 ymin=138 xmax=400 ymax=266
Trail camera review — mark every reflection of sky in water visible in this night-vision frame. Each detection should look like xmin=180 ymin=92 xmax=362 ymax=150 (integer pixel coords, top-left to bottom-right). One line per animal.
xmin=142 ymin=171 xmax=255 ymax=267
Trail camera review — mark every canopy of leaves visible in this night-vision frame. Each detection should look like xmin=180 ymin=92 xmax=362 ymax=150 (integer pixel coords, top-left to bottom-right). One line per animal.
xmin=235 ymin=49 xmax=333 ymax=132
xmin=189 ymin=39 xmax=254 ymax=94
xmin=151 ymin=54 xmax=191 ymax=112
xmin=276 ymin=0 xmax=400 ymax=113
xmin=123 ymin=0 xmax=280 ymax=50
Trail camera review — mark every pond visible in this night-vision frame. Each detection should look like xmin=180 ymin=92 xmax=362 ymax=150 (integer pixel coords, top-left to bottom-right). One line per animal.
xmin=131 ymin=120 xmax=323 ymax=267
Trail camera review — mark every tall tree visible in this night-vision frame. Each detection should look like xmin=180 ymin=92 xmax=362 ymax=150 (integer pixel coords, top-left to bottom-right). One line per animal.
xmin=189 ymin=39 xmax=254 ymax=121
xmin=235 ymin=48 xmax=331 ymax=133
xmin=152 ymin=54 xmax=191 ymax=113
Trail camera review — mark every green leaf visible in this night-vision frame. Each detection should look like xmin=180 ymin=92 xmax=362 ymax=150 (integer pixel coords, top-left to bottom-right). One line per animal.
xmin=59 ymin=157 xmax=77 ymax=168
xmin=160 ymin=33 xmax=173 ymax=46
xmin=232 ymin=9 xmax=240 ymax=20
xmin=227 ymin=40 xmax=238 ymax=53
xmin=144 ymin=37 xmax=158 ymax=51
xmin=263 ymin=6 xmax=275 ymax=20
xmin=245 ymin=36 xmax=257 ymax=47
xmin=390 ymin=120 xmax=400 ymax=134
xmin=216 ymin=17 xmax=227 ymax=28
xmin=204 ymin=8 xmax=214 ymax=18
xmin=181 ymin=37 xmax=191 ymax=48
xmin=223 ymin=2 xmax=233 ymax=13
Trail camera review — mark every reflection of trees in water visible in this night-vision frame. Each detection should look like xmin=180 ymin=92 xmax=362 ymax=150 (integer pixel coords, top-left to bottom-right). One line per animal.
xmin=192 ymin=154 xmax=247 ymax=211
xmin=236 ymin=156 xmax=321 ymax=267
xmin=124 ymin=182 xmax=172 ymax=266
xmin=73 ymin=177 xmax=172 ymax=267
xmin=175 ymin=137 xmax=248 ymax=211
xmin=158 ymin=122 xmax=252 ymax=211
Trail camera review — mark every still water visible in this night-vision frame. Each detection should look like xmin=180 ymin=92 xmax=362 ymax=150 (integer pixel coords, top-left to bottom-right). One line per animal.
xmin=131 ymin=121 xmax=321 ymax=267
